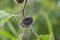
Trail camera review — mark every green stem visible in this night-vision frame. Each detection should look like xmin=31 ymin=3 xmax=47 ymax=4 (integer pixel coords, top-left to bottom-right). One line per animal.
xmin=7 ymin=21 xmax=18 ymax=37
xmin=31 ymin=29 xmax=41 ymax=40
xmin=43 ymin=14 xmax=54 ymax=40
xmin=32 ymin=29 xmax=39 ymax=38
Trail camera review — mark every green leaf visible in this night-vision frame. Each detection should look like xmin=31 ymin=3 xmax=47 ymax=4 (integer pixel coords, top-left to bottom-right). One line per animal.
xmin=0 ymin=10 xmax=9 ymax=19
xmin=0 ymin=10 xmax=15 ymax=26
xmin=0 ymin=30 xmax=16 ymax=40
xmin=37 ymin=35 xmax=51 ymax=40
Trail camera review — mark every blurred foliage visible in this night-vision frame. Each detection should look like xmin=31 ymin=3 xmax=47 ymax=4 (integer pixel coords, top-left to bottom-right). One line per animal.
xmin=37 ymin=35 xmax=51 ymax=40
xmin=0 ymin=0 xmax=60 ymax=40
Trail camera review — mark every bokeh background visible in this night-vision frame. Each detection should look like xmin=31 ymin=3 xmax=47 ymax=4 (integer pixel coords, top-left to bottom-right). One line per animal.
xmin=0 ymin=0 xmax=60 ymax=40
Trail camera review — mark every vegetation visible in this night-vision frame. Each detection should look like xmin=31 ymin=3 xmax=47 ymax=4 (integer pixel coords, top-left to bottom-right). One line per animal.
xmin=0 ymin=0 xmax=60 ymax=40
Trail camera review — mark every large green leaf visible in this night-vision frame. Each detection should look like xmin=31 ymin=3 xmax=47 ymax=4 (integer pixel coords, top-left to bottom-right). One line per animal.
xmin=0 ymin=30 xmax=16 ymax=40
xmin=0 ymin=10 xmax=15 ymax=26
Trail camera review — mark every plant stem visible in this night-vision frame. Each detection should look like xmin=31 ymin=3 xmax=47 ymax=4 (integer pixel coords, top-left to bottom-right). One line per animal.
xmin=31 ymin=29 xmax=41 ymax=40
xmin=32 ymin=30 xmax=38 ymax=38
xmin=43 ymin=14 xmax=54 ymax=40
xmin=7 ymin=21 xmax=18 ymax=37
xmin=22 ymin=0 xmax=27 ymax=18
xmin=22 ymin=26 xmax=27 ymax=40
xmin=32 ymin=29 xmax=38 ymax=38
xmin=20 ymin=0 xmax=27 ymax=40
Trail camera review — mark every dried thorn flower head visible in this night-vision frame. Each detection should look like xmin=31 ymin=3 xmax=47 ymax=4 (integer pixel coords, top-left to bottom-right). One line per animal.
xmin=20 ymin=17 xmax=33 ymax=28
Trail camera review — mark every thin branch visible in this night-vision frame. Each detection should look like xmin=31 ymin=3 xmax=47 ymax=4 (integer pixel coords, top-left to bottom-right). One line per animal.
xmin=32 ymin=29 xmax=38 ymax=38
xmin=22 ymin=0 xmax=27 ymax=18
xmin=21 ymin=0 xmax=27 ymax=39
xmin=23 ymin=0 xmax=27 ymax=10
xmin=32 ymin=30 xmax=38 ymax=38
xmin=19 ymin=0 xmax=28 ymax=40
xmin=22 ymin=26 xmax=27 ymax=40
xmin=31 ymin=28 xmax=41 ymax=40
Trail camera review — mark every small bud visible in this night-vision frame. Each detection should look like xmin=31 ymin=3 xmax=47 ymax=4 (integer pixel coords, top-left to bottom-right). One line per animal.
xmin=16 ymin=0 xmax=24 ymax=3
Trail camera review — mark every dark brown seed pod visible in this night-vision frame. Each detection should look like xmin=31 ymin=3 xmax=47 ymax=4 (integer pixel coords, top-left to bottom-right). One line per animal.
xmin=16 ymin=0 xmax=24 ymax=3
xmin=20 ymin=17 xmax=33 ymax=28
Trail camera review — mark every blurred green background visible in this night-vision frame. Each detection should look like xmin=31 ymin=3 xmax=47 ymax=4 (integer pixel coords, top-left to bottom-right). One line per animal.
xmin=0 ymin=0 xmax=60 ymax=40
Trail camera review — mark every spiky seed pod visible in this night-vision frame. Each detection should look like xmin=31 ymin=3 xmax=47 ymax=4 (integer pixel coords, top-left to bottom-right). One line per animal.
xmin=16 ymin=0 xmax=24 ymax=3
xmin=20 ymin=17 xmax=33 ymax=28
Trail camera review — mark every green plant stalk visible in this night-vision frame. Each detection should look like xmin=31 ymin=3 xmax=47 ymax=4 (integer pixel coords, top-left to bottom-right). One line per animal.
xmin=43 ymin=14 xmax=54 ymax=40
xmin=32 ymin=29 xmax=39 ymax=38
xmin=7 ymin=21 xmax=18 ymax=37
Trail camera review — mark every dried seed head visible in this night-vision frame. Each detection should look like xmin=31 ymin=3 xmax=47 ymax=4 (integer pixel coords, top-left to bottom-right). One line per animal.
xmin=20 ymin=17 xmax=33 ymax=28
xmin=16 ymin=0 xmax=24 ymax=3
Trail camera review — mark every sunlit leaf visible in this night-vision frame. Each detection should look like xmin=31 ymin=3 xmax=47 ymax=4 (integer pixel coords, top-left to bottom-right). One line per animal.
xmin=37 ymin=35 xmax=51 ymax=40
xmin=0 ymin=10 xmax=15 ymax=26
xmin=0 ymin=30 xmax=16 ymax=40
